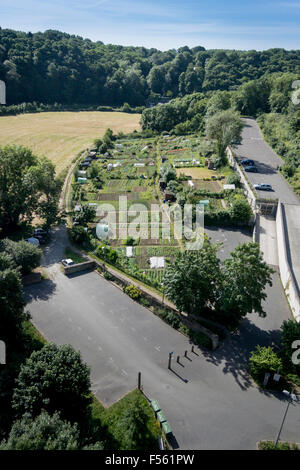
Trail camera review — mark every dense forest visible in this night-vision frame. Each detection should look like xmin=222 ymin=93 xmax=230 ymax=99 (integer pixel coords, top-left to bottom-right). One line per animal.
xmin=1 ymin=27 xmax=300 ymax=107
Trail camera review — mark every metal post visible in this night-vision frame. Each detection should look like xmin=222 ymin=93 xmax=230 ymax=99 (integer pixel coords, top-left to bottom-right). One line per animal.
xmin=275 ymin=391 xmax=293 ymax=447
xmin=184 ymin=350 xmax=187 ymax=358
xmin=168 ymin=352 xmax=173 ymax=370
xmin=177 ymin=355 xmax=180 ymax=363
xmin=138 ymin=372 xmax=141 ymax=390
xmin=191 ymin=345 xmax=194 ymax=354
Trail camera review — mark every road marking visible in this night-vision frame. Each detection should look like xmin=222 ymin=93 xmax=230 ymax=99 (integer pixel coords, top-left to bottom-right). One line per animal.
xmin=77 ymin=326 xmax=82 ymax=332
xmin=155 ymin=345 xmax=160 ymax=352
xmin=130 ymin=326 xmax=136 ymax=332
xmin=122 ymin=369 xmax=128 ymax=376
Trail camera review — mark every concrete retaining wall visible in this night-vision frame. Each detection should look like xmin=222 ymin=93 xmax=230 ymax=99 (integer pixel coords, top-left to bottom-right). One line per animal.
xmin=22 ymin=272 xmax=42 ymax=286
xmin=226 ymin=147 xmax=257 ymax=212
xmin=64 ymin=260 xmax=96 ymax=275
xmin=276 ymin=202 xmax=300 ymax=322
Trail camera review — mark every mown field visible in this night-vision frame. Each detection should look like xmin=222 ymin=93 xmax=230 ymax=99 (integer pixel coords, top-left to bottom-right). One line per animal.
xmin=0 ymin=111 xmax=141 ymax=174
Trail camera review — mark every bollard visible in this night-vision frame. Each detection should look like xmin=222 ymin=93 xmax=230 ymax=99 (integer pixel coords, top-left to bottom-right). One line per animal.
xmin=177 ymin=355 xmax=180 ymax=363
xmin=184 ymin=350 xmax=187 ymax=358
xmin=168 ymin=352 xmax=173 ymax=369
xmin=191 ymin=345 xmax=194 ymax=353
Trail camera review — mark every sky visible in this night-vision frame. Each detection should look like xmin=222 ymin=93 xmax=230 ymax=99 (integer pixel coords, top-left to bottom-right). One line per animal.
xmin=1 ymin=0 xmax=300 ymax=51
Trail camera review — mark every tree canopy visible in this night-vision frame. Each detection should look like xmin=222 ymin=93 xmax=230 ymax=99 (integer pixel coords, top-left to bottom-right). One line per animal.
xmin=12 ymin=343 xmax=92 ymax=422
xmin=1 ymin=28 xmax=300 ymax=107
xmin=0 ymin=145 xmax=59 ymax=235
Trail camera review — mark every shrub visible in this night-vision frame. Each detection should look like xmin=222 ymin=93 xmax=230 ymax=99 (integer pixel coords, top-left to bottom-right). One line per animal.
xmin=189 ymin=331 xmax=212 ymax=349
xmin=103 ymin=271 xmax=114 ymax=281
xmin=68 ymin=226 xmax=89 ymax=245
xmin=124 ymin=285 xmax=142 ymax=300
xmin=249 ymin=346 xmax=282 ymax=384
xmin=259 ymin=441 xmax=298 ymax=450
xmin=0 ymin=239 xmax=42 ymax=275
xmin=226 ymin=173 xmax=241 ymax=186
xmin=229 ymin=197 xmax=252 ymax=224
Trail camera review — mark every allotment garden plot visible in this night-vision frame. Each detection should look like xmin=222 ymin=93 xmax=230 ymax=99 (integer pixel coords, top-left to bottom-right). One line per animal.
xmin=70 ymin=133 xmax=253 ymax=290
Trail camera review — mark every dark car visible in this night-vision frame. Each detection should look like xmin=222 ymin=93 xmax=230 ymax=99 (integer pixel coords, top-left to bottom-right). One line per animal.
xmin=241 ymin=159 xmax=255 ymax=166
xmin=33 ymin=228 xmax=47 ymax=237
xmin=244 ymin=165 xmax=258 ymax=173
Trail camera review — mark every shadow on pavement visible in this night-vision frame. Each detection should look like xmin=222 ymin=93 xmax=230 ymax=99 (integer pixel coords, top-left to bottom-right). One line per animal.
xmin=24 ymin=278 xmax=57 ymax=303
xmin=198 ymin=318 xmax=282 ymax=392
xmin=255 ymin=161 xmax=278 ymax=175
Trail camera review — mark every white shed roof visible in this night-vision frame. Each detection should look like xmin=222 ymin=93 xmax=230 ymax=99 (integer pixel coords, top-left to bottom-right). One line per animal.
xmin=149 ymin=257 xmax=165 ymax=269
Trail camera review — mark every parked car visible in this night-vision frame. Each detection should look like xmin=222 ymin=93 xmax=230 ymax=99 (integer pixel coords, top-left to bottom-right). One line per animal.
xmin=33 ymin=228 xmax=47 ymax=237
xmin=61 ymin=259 xmax=74 ymax=267
xmin=25 ymin=237 xmax=40 ymax=246
xmin=253 ymin=183 xmax=273 ymax=191
xmin=241 ymin=159 xmax=255 ymax=166
xmin=244 ymin=165 xmax=258 ymax=173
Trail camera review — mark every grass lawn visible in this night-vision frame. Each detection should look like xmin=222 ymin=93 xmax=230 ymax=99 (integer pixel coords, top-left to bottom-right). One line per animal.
xmin=0 ymin=111 xmax=141 ymax=175
xmin=176 ymin=167 xmax=218 ymax=179
xmin=65 ymin=247 xmax=87 ymax=264
xmin=90 ymin=390 xmax=161 ymax=450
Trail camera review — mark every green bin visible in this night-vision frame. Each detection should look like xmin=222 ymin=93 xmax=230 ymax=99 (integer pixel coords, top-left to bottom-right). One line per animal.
xmin=157 ymin=411 xmax=166 ymax=423
xmin=162 ymin=421 xmax=172 ymax=435
xmin=150 ymin=399 xmax=161 ymax=413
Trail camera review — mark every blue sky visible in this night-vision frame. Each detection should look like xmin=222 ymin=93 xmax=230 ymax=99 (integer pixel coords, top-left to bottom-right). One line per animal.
xmin=1 ymin=0 xmax=300 ymax=50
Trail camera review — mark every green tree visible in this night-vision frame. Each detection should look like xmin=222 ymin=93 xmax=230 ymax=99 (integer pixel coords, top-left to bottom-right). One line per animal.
xmin=12 ymin=343 xmax=92 ymax=422
xmin=159 ymin=163 xmax=177 ymax=184
xmin=68 ymin=225 xmax=89 ymax=245
xmin=0 ymin=146 xmax=58 ymax=234
xmin=0 ymin=263 xmax=26 ymax=342
xmin=163 ymin=240 xmax=221 ymax=315
xmin=0 ymin=412 xmax=80 ymax=450
xmin=249 ymin=346 xmax=282 ymax=384
xmin=229 ymin=197 xmax=253 ymax=225
xmin=74 ymin=205 xmax=96 ymax=226
xmin=205 ymin=110 xmax=244 ymax=167
xmin=0 ymin=239 xmax=42 ymax=275
xmin=217 ymin=243 xmax=274 ymax=324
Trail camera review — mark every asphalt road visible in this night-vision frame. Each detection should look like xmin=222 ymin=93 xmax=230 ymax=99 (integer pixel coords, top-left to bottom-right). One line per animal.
xmin=24 ymin=226 xmax=298 ymax=450
xmin=235 ymin=118 xmax=300 ymax=205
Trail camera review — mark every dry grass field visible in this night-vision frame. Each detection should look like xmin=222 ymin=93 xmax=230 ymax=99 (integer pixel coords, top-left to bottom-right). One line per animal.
xmin=0 ymin=111 xmax=141 ymax=174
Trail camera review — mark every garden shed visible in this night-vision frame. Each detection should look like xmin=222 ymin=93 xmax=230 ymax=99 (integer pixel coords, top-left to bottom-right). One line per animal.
xmin=149 ymin=257 xmax=165 ymax=269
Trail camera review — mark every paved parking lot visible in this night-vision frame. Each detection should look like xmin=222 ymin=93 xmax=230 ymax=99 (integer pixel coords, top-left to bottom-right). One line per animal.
xmin=24 ymin=227 xmax=298 ymax=450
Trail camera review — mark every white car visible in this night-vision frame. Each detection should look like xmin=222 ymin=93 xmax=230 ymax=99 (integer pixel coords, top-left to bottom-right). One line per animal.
xmin=253 ymin=183 xmax=273 ymax=191
xmin=61 ymin=258 xmax=74 ymax=267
